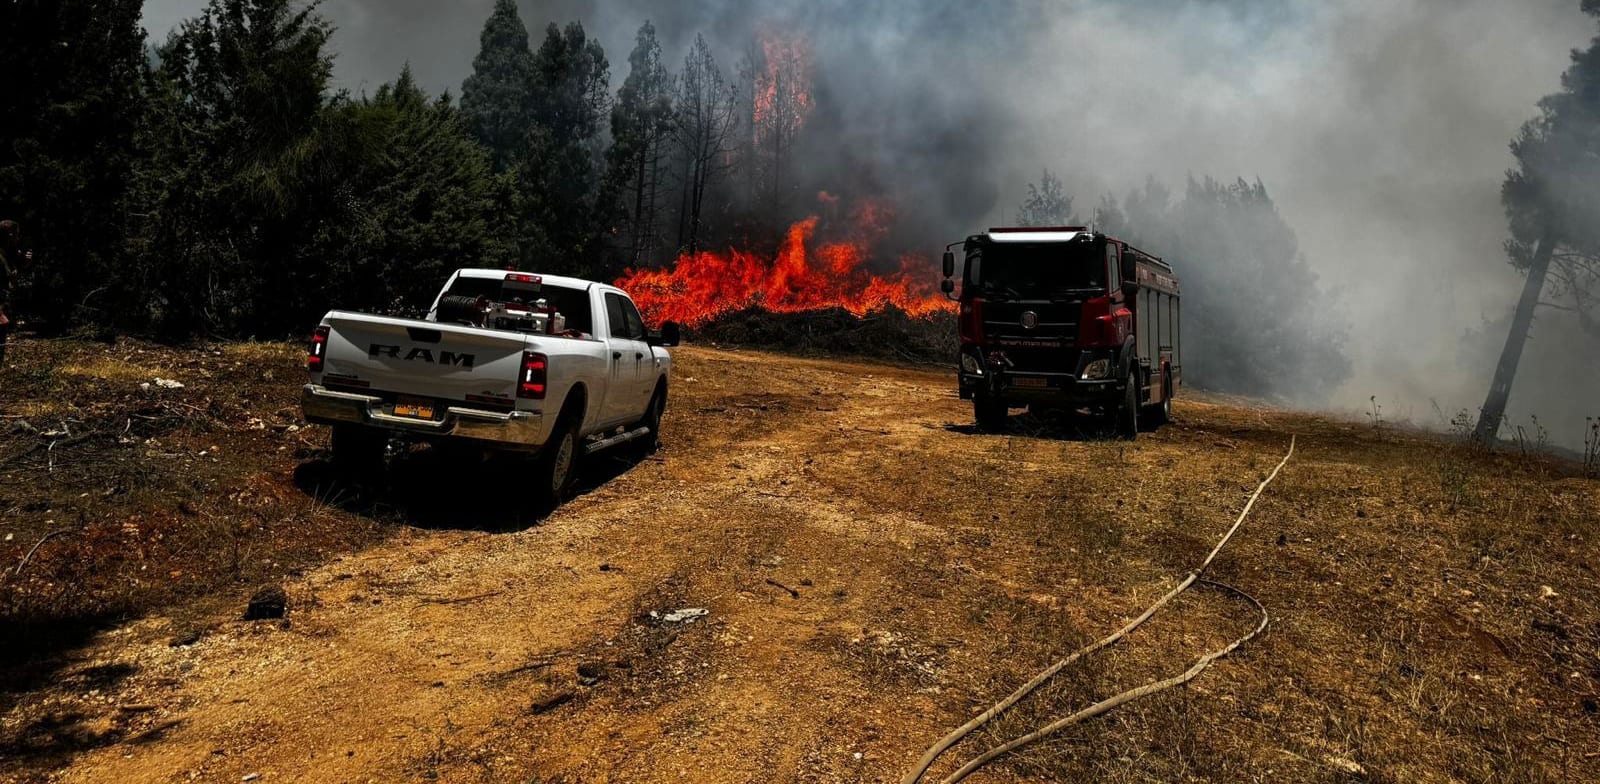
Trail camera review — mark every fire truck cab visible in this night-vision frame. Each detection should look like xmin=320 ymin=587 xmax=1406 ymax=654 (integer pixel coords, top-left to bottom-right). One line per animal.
xmin=940 ymin=227 xmax=1181 ymax=439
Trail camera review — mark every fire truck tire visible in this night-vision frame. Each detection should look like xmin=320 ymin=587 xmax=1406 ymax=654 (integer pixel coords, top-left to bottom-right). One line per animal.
xmin=1115 ymin=371 xmax=1140 ymax=441
xmin=974 ymin=395 xmax=1009 ymax=432
xmin=330 ymin=425 xmax=385 ymax=479
xmin=1139 ymin=369 xmax=1177 ymax=428
xmin=1146 ymin=370 xmax=1173 ymax=427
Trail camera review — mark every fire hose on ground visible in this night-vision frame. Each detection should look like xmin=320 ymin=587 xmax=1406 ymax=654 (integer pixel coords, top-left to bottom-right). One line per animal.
xmin=901 ymin=436 xmax=1297 ymax=784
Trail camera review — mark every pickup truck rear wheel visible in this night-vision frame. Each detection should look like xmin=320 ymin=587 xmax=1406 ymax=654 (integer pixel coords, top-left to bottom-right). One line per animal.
xmin=331 ymin=425 xmax=384 ymax=479
xmin=974 ymin=394 xmax=1009 ymax=432
xmin=535 ymin=417 xmax=580 ymax=507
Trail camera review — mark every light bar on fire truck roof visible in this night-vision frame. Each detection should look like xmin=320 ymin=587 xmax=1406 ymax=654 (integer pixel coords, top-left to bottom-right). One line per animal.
xmin=985 ymin=226 xmax=1089 ymax=244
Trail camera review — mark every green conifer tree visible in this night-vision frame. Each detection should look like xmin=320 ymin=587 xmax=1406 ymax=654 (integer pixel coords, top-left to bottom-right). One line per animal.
xmin=460 ymin=0 xmax=536 ymax=173
xmin=0 ymin=0 xmax=147 ymax=331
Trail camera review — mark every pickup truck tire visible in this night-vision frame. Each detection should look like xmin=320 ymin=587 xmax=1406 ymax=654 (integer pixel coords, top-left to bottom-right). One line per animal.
xmin=331 ymin=425 xmax=384 ymax=479
xmin=974 ymin=394 xmax=1008 ymax=432
xmin=635 ymin=383 xmax=666 ymax=453
xmin=1115 ymin=371 xmax=1140 ymax=441
xmin=535 ymin=399 xmax=584 ymax=507
xmin=536 ymin=422 xmax=578 ymax=506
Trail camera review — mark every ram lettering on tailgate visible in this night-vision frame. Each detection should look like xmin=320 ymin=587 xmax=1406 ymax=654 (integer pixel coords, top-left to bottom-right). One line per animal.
xmin=368 ymin=344 xmax=476 ymax=369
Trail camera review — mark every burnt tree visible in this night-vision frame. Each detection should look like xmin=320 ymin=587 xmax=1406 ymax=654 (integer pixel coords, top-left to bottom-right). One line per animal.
xmin=673 ymin=34 xmax=740 ymax=259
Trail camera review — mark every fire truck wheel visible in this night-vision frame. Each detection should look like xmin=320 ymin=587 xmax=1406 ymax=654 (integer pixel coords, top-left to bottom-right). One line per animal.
xmin=1146 ymin=370 xmax=1173 ymax=427
xmin=1139 ymin=372 xmax=1177 ymax=428
xmin=1116 ymin=371 xmax=1140 ymax=441
xmin=974 ymin=395 xmax=1009 ymax=432
xmin=330 ymin=425 xmax=385 ymax=480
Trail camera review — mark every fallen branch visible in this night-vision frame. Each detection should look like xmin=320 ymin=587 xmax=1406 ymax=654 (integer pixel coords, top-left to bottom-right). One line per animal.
xmin=10 ymin=529 xmax=73 ymax=579
xmin=417 ymin=591 xmax=504 ymax=606
xmin=764 ymin=578 xmax=800 ymax=599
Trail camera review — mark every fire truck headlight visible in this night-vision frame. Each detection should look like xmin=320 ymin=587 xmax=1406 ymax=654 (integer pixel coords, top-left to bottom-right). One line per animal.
xmin=961 ymin=353 xmax=983 ymax=375
xmin=1082 ymin=359 xmax=1112 ymax=380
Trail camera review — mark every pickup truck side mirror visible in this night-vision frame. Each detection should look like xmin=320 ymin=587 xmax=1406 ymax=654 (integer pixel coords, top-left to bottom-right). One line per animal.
xmin=942 ymin=251 xmax=956 ymax=279
xmin=651 ymin=321 xmax=681 ymax=348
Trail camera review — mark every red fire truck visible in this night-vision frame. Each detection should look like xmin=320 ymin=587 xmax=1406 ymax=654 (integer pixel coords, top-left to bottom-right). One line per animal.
xmin=939 ymin=227 xmax=1181 ymax=439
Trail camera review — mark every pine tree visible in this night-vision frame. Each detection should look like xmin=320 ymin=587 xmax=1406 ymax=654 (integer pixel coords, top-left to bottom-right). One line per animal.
xmin=137 ymin=0 xmax=342 ymax=336
xmin=0 ymin=0 xmax=147 ymax=331
xmin=604 ymin=21 xmax=676 ymax=269
xmin=514 ymin=22 xmax=609 ymax=275
xmin=673 ymin=34 xmax=740 ymax=259
xmin=307 ymin=65 xmax=514 ymax=316
xmin=1014 ymin=169 xmax=1073 ymax=227
xmin=460 ymin=0 xmax=536 ymax=172
xmin=1478 ymin=0 xmax=1600 ymax=439
xmin=1103 ymin=177 xmax=1348 ymax=402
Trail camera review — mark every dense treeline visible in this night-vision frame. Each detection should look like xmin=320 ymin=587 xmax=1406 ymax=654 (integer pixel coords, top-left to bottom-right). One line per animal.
xmin=0 ymin=0 xmax=782 ymax=339
xmin=2 ymin=0 xmax=1352 ymax=397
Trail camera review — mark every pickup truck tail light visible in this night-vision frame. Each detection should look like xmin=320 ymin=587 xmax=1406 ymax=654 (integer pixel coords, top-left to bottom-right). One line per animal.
xmin=307 ymin=326 xmax=330 ymax=373
xmin=518 ymin=351 xmax=548 ymax=399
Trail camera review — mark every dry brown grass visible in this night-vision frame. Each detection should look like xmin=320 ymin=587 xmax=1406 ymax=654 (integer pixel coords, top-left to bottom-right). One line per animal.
xmin=0 ymin=340 xmax=1595 ymax=784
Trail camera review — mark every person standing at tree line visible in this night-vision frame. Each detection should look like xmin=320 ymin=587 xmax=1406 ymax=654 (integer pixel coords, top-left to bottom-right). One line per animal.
xmin=0 ymin=219 xmax=30 ymax=366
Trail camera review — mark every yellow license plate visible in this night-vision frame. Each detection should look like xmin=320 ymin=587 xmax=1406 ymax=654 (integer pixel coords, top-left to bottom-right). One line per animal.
xmin=1013 ymin=377 xmax=1049 ymax=389
xmin=393 ymin=398 xmax=435 ymax=419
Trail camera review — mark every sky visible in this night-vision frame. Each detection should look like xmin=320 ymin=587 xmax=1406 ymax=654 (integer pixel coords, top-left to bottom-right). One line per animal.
xmin=140 ymin=0 xmax=1600 ymax=446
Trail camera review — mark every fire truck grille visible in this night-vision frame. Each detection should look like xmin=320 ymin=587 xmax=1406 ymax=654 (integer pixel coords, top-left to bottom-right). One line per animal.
xmin=981 ymin=302 xmax=1080 ymax=372
xmin=984 ymin=303 xmax=1078 ymax=340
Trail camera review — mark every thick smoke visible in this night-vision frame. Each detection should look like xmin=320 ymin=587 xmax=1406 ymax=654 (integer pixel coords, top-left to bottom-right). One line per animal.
xmin=141 ymin=0 xmax=1600 ymax=448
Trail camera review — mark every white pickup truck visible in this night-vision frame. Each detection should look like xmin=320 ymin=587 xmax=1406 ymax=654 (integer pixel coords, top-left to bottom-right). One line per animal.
xmin=301 ymin=269 xmax=679 ymax=501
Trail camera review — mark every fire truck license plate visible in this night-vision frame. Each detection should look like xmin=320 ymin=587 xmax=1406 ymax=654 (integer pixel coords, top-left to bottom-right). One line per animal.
xmin=1013 ymin=377 xmax=1050 ymax=389
xmin=393 ymin=397 xmax=435 ymax=419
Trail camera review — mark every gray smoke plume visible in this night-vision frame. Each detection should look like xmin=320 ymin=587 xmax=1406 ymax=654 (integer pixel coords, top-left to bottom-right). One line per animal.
xmin=142 ymin=0 xmax=1600 ymax=449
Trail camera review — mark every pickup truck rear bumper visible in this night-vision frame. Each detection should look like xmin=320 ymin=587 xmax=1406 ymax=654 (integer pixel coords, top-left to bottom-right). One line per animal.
xmin=301 ymin=385 xmax=547 ymax=450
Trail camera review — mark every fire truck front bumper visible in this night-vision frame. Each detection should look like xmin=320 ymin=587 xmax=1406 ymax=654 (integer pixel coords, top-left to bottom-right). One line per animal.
xmin=957 ymin=348 xmax=1126 ymax=407
xmin=960 ymin=371 xmax=1122 ymax=406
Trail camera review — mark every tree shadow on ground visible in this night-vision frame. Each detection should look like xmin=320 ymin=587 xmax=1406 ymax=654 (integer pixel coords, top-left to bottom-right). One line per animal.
xmin=291 ymin=441 xmax=655 ymax=533
xmin=0 ymin=654 xmax=148 ymax=775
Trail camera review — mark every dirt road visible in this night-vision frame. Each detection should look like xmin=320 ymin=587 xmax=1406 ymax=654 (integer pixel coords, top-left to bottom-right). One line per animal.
xmin=10 ymin=347 xmax=1600 ymax=783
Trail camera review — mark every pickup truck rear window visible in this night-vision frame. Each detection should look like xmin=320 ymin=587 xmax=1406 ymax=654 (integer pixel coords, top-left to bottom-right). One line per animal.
xmin=442 ymin=278 xmax=594 ymax=336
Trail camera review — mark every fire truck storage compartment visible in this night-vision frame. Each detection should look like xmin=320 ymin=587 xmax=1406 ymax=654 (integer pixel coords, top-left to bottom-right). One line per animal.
xmin=1127 ymin=250 xmax=1181 ymax=391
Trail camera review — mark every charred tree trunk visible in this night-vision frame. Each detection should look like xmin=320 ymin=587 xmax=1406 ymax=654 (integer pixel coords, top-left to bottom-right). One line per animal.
xmin=1476 ymin=232 xmax=1557 ymax=442
xmin=632 ymin=139 xmax=648 ymax=266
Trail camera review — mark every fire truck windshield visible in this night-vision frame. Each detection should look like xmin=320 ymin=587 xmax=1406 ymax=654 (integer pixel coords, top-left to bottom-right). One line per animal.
xmin=968 ymin=243 xmax=1106 ymax=299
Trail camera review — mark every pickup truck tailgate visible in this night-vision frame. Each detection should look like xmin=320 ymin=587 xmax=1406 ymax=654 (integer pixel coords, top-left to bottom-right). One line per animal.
xmin=321 ymin=312 xmax=530 ymax=405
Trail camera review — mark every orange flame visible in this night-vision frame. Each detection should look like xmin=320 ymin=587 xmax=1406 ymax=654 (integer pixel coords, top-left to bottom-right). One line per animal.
xmin=617 ymin=201 xmax=955 ymax=328
xmin=751 ymin=32 xmax=813 ymax=143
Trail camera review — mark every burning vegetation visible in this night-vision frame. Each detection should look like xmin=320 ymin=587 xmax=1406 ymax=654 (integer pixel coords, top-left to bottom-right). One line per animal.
xmin=617 ymin=196 xmax=955 ymax=331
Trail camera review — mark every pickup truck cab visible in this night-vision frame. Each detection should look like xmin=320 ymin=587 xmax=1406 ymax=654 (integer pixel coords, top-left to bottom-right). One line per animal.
xmin=302 ymin=269 xmax=679 ymax=501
